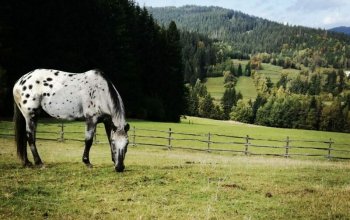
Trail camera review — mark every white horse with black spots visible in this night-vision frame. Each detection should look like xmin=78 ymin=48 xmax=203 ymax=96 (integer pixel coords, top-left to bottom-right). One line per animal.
xmin=13 ymin=69 xmax=129 ymax=172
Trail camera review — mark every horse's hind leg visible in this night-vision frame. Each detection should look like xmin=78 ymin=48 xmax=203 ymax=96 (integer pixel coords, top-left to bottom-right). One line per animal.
xmin=82 ymin=117 xmax=96 ymax=168
xmin=26 ymin=117 xmax=43 ymax=166
xmin=22 ymin=147 xmax=32 ymax=167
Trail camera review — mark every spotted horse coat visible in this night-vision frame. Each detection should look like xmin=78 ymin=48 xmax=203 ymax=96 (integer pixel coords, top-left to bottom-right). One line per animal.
xmin=13 ymin=69 xmax=129 ymax=172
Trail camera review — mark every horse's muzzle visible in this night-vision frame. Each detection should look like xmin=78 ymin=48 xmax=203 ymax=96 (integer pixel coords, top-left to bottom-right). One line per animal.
xmin=114 ymin=149 xmax=126 ymax=172
xmin=115 ymin=164 xmax=125 ymax=172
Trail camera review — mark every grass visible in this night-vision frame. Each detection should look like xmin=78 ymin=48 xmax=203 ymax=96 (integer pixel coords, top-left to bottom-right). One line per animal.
xmin=1 ymin=118 xmax=350 ymax=219
xmin=205 ymin=77 xmax=225 ymax=102
xmin=206 ymin=76 xmax=257 ymax=101
xmin=258 ymin=63 xmax=300 ymax=83
xmin=236 ymin=76 xmax=257 ymax=100
xmin=205 ymin=59 xmax=301 ymax=101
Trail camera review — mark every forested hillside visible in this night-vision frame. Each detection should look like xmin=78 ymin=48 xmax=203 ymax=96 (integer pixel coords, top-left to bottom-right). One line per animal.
xmin=149 ymin=5 xmax=350 ymax=69
xmin=0 ymin=0 xmax=184 ymax=121
xmin=150 ymin=5 xmax=350 ymax=132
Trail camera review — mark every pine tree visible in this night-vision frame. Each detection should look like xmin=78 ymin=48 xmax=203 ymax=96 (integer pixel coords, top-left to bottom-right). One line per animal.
xmin=163 ymin=21 xmax=185 ymax=121
xmin=199 ymin=93 xmax=215 ymax=118
xmin=221 ymin=88 xmax=237 ymax=119
xmin=277 ymin=73 xmax=288 ymax=89
xmin=237 ymin=63 xmax=243 ymax=77
xmin=252 ymin=93 xmax=267 ymax=121
xmin=245 ymin=61 xmax=251 ymax=76
xmin=320 ymin=99 xmax=345 ymax=131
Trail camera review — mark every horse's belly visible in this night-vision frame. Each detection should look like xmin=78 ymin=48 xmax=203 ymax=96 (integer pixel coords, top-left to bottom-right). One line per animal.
xmin=41 ymin=89 xmax=84 ymax=120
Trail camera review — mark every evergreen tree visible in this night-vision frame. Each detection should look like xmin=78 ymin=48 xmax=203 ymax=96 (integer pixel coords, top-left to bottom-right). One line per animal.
xmin=163 ymin=21 xmax=185 ymax=121
xmin=237 ymin=63 xmax=243 ymax=76
xmin=245 ymin=61 xmax=252 ymax=76
xmin=324 ymin=70 xmax=337 ymax=94
xmin=256 ymin=96 xmax=275 ymax=126
xmin=305 ymin=96 xmax=322 ymax=129
xmin=266 ymin=77 xmax=274 ymax=91
xmin=308 ymin=73 xmax=322 ymax=95
xmin=193 ymin=79 xmax=208 ymax=97
xmin=336 ymin=69 xmax=345 ymax=94
xmin=221 ymin=88 xmax=237 ymax=119
xmin=198 ymin=93 xmax=215 ymax=118
xmin=252 ymin=93 xmax=267 ymax=121
xmin=320 ymin=99 xmax=345 ymax=131
xmin=277 ymin=73 xmax=288 ymax=89
xmin=186 ymin=87 xmax=200 ymax=116
xmin=0 ymin=0 xmax=185 ymax=121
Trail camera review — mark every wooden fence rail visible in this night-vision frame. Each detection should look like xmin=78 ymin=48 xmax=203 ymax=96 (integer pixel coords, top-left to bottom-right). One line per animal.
xmin=1 ymin=122 xmax=350 ymax=160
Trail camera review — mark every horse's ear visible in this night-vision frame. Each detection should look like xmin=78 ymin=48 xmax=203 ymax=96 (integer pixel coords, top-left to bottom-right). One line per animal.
xmin=124 ymin=123 xmax=130 ymax=132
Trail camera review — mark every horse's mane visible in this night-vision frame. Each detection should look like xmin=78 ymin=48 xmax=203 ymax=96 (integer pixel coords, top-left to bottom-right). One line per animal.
xmin=98 ymin=70 xmax=126 ymax=127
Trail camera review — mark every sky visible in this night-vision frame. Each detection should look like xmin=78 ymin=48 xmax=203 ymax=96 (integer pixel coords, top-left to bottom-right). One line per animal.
xmin=134 ymin=0 xmax=350 ymax=29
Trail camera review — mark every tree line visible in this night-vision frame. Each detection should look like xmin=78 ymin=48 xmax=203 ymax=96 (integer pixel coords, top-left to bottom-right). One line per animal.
xmin=149 ymin=5 xmax=350 ymax=70
xmin=183 ymin=50 xmax=350 ymax=132
xmin=234 ymin=69 xmax=350 ymax=132
xmin=0 ymin=0 xmax=184 ymax=122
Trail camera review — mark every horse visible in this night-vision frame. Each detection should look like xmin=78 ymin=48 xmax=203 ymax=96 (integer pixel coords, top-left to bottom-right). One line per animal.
xmin=13 ymin=69 xmax=129 ymax=172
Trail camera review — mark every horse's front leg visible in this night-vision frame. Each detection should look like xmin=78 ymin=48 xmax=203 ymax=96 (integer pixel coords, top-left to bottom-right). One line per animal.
xmin=26 ymin=117 xmax=43 ymax=166
xmin=83 ymin=118 xmax=96 ymax=168
xmin=103 ymin=120 xmax=114 ymax=163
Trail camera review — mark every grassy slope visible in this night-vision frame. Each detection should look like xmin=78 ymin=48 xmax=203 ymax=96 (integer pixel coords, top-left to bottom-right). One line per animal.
xmin=205 ymin=77 xmax=225 ymax=102
xmin=236 ymin=76 xmax=257 ymax=100
xmin=205 ymin=59 xmax=301 ymax=101
xmin=1 ymin=118 xmax=350 ymax=219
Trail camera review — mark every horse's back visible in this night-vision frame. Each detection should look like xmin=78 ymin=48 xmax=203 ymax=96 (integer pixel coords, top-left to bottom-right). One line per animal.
xmin=13 ymin=69 xmax=107 ymax=120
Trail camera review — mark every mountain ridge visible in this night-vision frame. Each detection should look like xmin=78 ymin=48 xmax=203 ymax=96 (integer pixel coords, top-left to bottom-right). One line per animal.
xmin=148 ymin=5 xmax=350 ymax=51
xmin=329 ymin=26 xmax=350 ymax=35
xmin=148 ymin=5 xmax=350 ymax=69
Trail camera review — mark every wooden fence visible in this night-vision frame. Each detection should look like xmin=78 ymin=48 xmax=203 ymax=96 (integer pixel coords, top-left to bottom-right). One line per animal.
xmin=1 ymin=122 xmax=350 ymax=160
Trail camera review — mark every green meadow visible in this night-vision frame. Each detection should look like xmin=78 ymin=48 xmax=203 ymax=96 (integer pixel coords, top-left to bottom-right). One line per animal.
xmin=205 ymin=59 xmax=301 ymax=101
xmin=1 ymin=117 xmax=350 ymax=219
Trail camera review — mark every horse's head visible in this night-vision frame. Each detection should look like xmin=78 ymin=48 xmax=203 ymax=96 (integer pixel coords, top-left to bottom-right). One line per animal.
xmin=111 ymin=123 xmax=130 ymax=172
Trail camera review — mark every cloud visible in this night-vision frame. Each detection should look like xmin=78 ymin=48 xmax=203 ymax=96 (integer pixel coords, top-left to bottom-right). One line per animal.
xmin=288 ymin=0 xmax=344 ymax=12
xmin=323 ymin=13 xmax=341 ymax=25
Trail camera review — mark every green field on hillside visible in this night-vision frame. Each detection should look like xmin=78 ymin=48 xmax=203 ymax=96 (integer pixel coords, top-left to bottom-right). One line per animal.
xmin=205 ymin=77 xmax=225 ymax=102
xmin=205 ymin=60 xmax=301 ymax=101
xmin=1 ymin=118 xmax=350 ymax=219
xmin=236 ymin=76 xmax=257 ymax=100
xmin=257 ymin=63 xmax=301 ymax=83
xmin=232 ymin=59 xmax=300 ymax=83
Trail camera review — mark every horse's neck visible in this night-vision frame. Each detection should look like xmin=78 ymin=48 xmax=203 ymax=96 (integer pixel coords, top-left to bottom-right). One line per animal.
xmin=111 ymin=113 xmax=126 ymax=129
xmin=107 ymin=89 xmax=126 ymax=128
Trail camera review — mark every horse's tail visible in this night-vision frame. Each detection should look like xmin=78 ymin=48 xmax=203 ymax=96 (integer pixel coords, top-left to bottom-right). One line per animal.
xmin=14 ymin=103 xmax=27 ymax=161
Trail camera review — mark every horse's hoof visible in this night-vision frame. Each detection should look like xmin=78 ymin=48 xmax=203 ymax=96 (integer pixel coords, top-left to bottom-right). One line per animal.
xmin=36 ymin=163 xmax=45 ymax=169
xmin=85 ymin=163 xmax=93 ymax=169
xmin=23 ymin=161 xmax=33 ymax=168
xmin=35 ymin=160 xmax=44 ymax=166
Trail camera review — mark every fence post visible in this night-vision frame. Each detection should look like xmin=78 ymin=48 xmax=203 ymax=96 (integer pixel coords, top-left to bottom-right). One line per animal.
xmin=245 ymin=135 xmax=250 ymax=156
xmin=327 ymin=138 xmax=333 ymax=159
xmin=59 ymin=122 xmax=64 ymax=142
xmin=168 ymin=128 xmax=172 ymax=150
xmin=132 ymin=126 xmax=136 ymax=147
xmin=285 ymin=136 xmax=290 ymax=158
xmin=207 ymin=132 xmax=211 ymax=153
